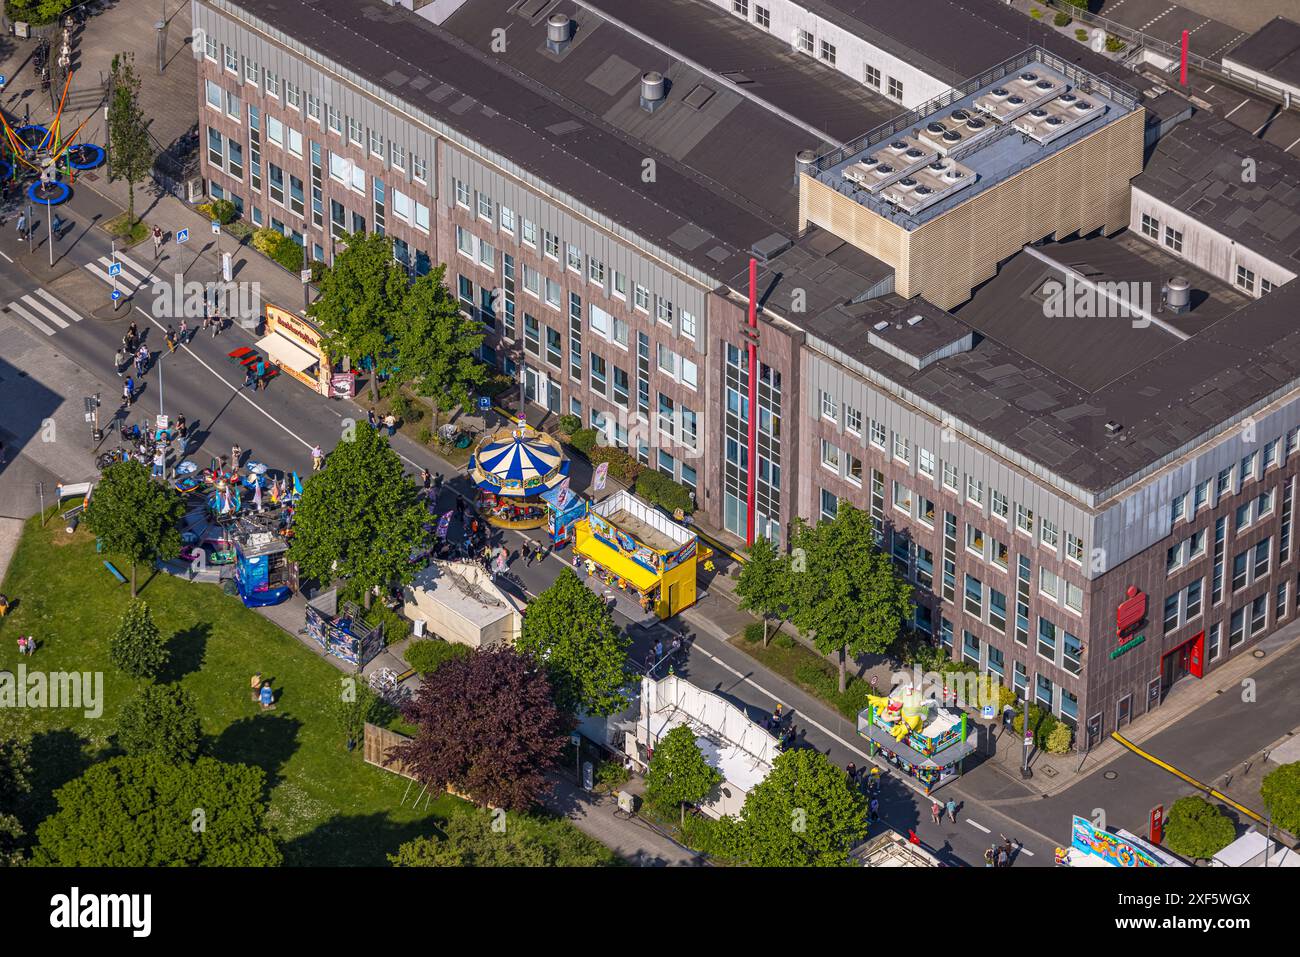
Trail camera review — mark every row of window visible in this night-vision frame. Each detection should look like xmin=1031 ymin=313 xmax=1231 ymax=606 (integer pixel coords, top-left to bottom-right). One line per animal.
xmin=939 ymin=618 xmax=1080 ymax=724
xmin=1169 ymin=431 xmax=1297 ymax=529
xmin=1140 ymin=212 xmax=1277 ymax=295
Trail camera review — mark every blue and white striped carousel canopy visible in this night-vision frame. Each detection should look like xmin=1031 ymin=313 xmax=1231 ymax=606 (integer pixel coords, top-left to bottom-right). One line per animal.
xmin=471 ymin=429 xmax=568 ymax=496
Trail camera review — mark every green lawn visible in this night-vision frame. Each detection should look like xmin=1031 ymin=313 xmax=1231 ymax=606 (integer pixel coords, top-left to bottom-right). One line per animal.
xmin=731 ymin=624 xmax=877 ymax=721
xmin=0 ymin=514 xmax=465 ymax=865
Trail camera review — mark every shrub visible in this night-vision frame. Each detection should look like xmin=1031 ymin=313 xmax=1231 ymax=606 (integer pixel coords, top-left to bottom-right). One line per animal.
xmin=1045 ymin=721 xmax=1073 ymax=754
xmin=569 ymin=428 xmax=599 ymax=455
xmin=1012 ymin=703 xmax=1061 ymax=750
xmin=557 ymin=414 xmax=581 ymax=435
xmin=1105 ymin=34 xmax=1126 ymax=52
xmin=209 ymin=198 xmax=237 ymax=225
xmin=1260 ymin=761 xmax=1300 ymax=834
xmin=773 ymin=633 xmax=796 ymax=650
xmin=109 ymin=600 xmax=169 ymax=680
xmin=389 ymin=394 xmax=410 ymax=423
xmin=365 ymin=601 xmax=411 ymax=646
xmin=115 ymin=683 xmax=202 ymax=763
xmin=4 ymin=1 xmax=75 ymax=27
xmin=1164 ymin=796 xmax=1235 ymax=860
xmin=251 ymin=227 xmax=305 ymax=273
xmin=588 ymin=445 xmax=642 ymax=485
xmin=418 ymin=425 xmax=434 ymax=446
xmin=404 ymin=639 xmax=471 ymax=676
xmin=635 ymin=470 xmax=693 ymax=514
xmin=332 ymin=681 xmax=390 ymax=748
xmin=594 ymin=760 xmax=630 ymax=794
xmin=1075 ymin=28 xmax=1088 ymax=41
xmin=1029 ymin=7 xmax=1042 ymax=19
xmin=742 ymin=622 xmax=766 ymax=644
xmin=1054 ymin=12 xmax=1072 ymax=27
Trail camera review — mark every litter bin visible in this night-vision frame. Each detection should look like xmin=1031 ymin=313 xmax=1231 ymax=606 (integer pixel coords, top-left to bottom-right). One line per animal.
xmin=412 ymin=618 xmax=426 ymax=638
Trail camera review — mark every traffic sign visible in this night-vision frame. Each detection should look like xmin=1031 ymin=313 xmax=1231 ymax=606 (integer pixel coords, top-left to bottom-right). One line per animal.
xmin=176 ymin=227 xmax=189 ymax=245
xmin=111 ymin=289 xmax=122 ymax=301
xmin=478 ymin=396 xmax=491 ymax=411
xmin=0 ymin=75 xmax=6 ymax=88
xmin=107 ymin=261 xmax=121 ymax=277
xmin=982 ymin=704 xmax=994 ymax=720
xmin=211 ymin=220 xmax=221 ymax=234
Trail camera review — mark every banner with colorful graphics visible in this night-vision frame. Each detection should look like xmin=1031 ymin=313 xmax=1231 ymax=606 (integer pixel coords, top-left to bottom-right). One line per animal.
xmin=1070 ymin=816 xmax=1161 ymax=867
xmin=663 ymin=538 xmax=698 ymax=571
xmin=594 ymin=462 xmax=609 ymax=492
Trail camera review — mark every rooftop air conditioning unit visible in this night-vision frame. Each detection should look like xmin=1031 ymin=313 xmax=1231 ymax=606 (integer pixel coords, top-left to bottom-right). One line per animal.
xmin=1075 ymin=100 xmax=1094 ymax=110
xmin=1019 ymin=72 xmax=1038 ymax=82
xmin=1036 ymin=80 xmax=1055 ymax=90
xmin=876 ymin=164 xmax=894 ymax=174
xmin=873 ymin=321 xmax=890 ymax=332
xmin=966 ymin=117 xmax=985 ymax=129
xmin=927 ymin=122 xmax=945 ymax=134
xmin=991 ymin=87 xmax=1010 ymax=97
xmin=950 ymin=109 xmax=969 ymax=121
xmin=942 ymin=130 xmax=962 ymax=143
xmin=1060 ymin=93 xmax=1078 ymax=103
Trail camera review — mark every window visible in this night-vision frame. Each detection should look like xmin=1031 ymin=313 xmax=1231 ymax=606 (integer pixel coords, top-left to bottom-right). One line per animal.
xmin=204 ymin=31 xmax=218 ymax=60
xmin=1186 ymin=579 xmax=1203 ymax=621
xmin=918 ymin=495 xmax=935 ymax=527
xmin=1232 ymin=550 xmax=1249 ymax=592
xmin=991 ymin=489 xmax=1009 ymax=520
xmin=845 ymin=406 xmax=862 ymax=435
xmin=478 ymin=192 xmax=495 ymax=223
xmin=224 ymin=46 xmax=238 ymax=73
xmin=1236 ymin=265 xmax=1256 ymax=294
xmin=1218 ymin=466 xmax=1233 ymax=499
xmin=964 ymin=575 xmax=982 ymax=617
xmin=988 ymin=645 xmax=1005 ymax=677
xmin=612 ymin=271 xmax=627 ymax=300
xmin=588 ymin=257 xmax=605 ymax=285
xmin=1251 ymin=594 xmax=1268 ymax=635
xmin=206 ymin=127 xmax=224 ymax=168
xmin=657 ymin=343 xmax=678 ymax=378
xmin=1037 ymin=617 xmax=1058 ymax=663
xmin=1066 ymin=533 xmax=1084 ymax=564
xmin=327 ymin=104 xmax=342 ymax=135
xmin=227 ymin=141 xmax=243 ymax=180
xmin=544 ymin=232 xmax=560 ymax=260
xmin=966 ymin=523 xmax=985 ymax=557
xmin=865 ymin=64 xmax=881 ymax=89
xmin=1254 ymin=538 xmax=1271 ymax=579
xmin=524 ymin=314 xmax=540 ymax=357
xmin=453 ymin=179 xmax=471 ymax=208
xmin=820 ymin=40 xmax=836 ymax=66
xmin=1241 ymin=452 xmax=1258 ymax=486
xmin=1171 ymin=493 xmax=1187 ymax=523
xmin=893 ymin=481 xmax=912 ymax=515
xmin=1278 ymin=582 xmax=1288 ymax=621
xmin=892 ymin=434 xmax=910 ymax=463
xmin=546 ymin=326 xmax=562 ymax=368
xmin=306 ymin=93 xmax=320 ymax=123
xmin=590 ymin=353 xmax=607 ymax=395
xmin=413 ymin=155 xmax=427 ymax=182
xmin=521 ymin=219 xmax=537 ymax=248
xmin=1258 ymin=489 xmax=1276 ymax=518
xmin=797 ymin=29 xmax=814 ymax=54
xmin=285 ymin=81 xmax=301 ymax=110
xmin=962 ymin=631 xmax=980 ymax=667
xmin=1040 ymin=518 xmax=1059 ymax=550
xmin=656 ymin=296 xmax=674 ymax=326
xmin=682 ymin=405 xmax=698 ymax=448
xmin=1229 ymin=608 xmax=1246 ymax=649
xmin=821 ymin=489 xmax=839 ymax=521
xmin=989 ymin=589 xmax=1007 ymax=632
xmin=266 ymin=115 xmax=283 ymax=148
xmin=268 ymin=163 xmax=284 ymax=205
xmin=992 ymin=538 xmax=1009 ymax=570
xmin=732 ymin=0 xmax=748 ymax=15
xmin=888 ymin=76 xmax=903 ymax=100
xmin=390 ymin=143 xmax=405 ymax=171
xmin=1163 ymin=592 xmax=1180 ymax=632
xmin=1164 ymin=225 xmax=1183 ymax=253
xmin=263 ymin=69 xmax=279 ymax=98
xmin=681 ymin=358 xmax=698 ymax=390
xmin=966 ymin=476 xmax=983 ymax=506
xmin=916 ymin=547 xmax=934 ymax=589
xmin=754 ymin=5 xmax=770 ymax=29
xmin=347 ymin=117 xmax=363 ymax=145
xmin=870 ymin=420 xmax=886 ymax=449
xmin=918 ymin=447 xmax=934 ymax=477
xmin=289 ymin=174 xmax=303 ymax=215
xmin=1193 ymin=479 xmax=1211 ymax=516
xmin=545 ymin=278 xmax=561 ymax=309
xmin=1264 ymin=439 xmax=1280 ymax=470
xmin=1040 ymin=567 xmax=1061 ymax=603
xmin=1207 ymin=622 xmax=1222 ymax=661
xmin=943 ymin=462 xmax=959 ymax=492
xmin=478 ymin=237 xmax=495 ymax=270
xmin=821 ymin=439 xmax=841 ymax=472
xmin=205 ymin=79 xmax=223 ymax=111
xmin=613 ymin=366 xmax=629 ymax=407
xmin=820 ymin=390 xmax=837 ymax=421
xmin=1141 ymin=213 xmax=1160 ymax=240
xmin=1016 ymin=505 xmax=1034 ymax=535
xmin=456 ymin=225 xmax=474 ymax=257
xmin=1063 ymin=632 xmax=1082 ymax=676
xmin=1065 ymin=581 xmax=1083 ymax=614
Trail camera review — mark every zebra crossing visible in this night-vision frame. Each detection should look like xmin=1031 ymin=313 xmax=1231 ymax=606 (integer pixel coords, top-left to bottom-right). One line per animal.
xmin=4 ymin=288 xmax=86 ymax=337
xmin=83 ymin=251 xmax=159 ymax=295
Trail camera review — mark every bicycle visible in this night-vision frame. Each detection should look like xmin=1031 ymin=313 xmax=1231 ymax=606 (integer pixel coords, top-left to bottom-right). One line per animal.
xmin=96 ymin=447 xmax=130 ymax=470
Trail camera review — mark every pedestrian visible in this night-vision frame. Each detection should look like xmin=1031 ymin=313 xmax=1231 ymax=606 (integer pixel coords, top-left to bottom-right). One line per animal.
xmin=931 ymin=801 xmax=943 ymax=825
xmin=670 ymin=635 xmax=681 ymax=659
xmin=385 ymin=412 xmax=397 ymax=436
xmin=945 ymin=798 xmax=957 ymax=823
xmin=984 ymin=846 xmax=995 ymax=868
xmin=244 ymin=366 xmax=256 ymax=390
xmin=368 ymin=409 xmax=378 ymax=430
xmin=211 ymin=310 xmax=222 ymax=338
xmin=255 ymin=359 xmax=266 ymax=390
xmin=654 ymin=638 xmax=664 ymax=660
xmin=114 ymin=346 xmax=126 ymax=377
xmin=311 ymin=445 xmax=323 ymax=471
xmin=179 ymin=318 xmax=189 ymax=344
xmin=15 ymin=213 xmax=25 ymax=240
xmin=51 ymin=213 xmax=64 ymax=236
xmin=152 ymin=224 xmax=163 ymax=258
xmin=868 ymin=767 xmax=881 ymax=793
xmin=152 ymin=446 xmax=165 ymax=478
xmin=259 ymin=680 xmax=275 ymax=710
xmin=644 ymin=651 xmax=654 ymax=673
xmin=996 ymin=846 xmax=1009 ymax=868
xmin=231 ymin=445 xmax=242 ymax=469
xmin=524 ymin=541 xmax=534 ymax=567
xmin=166 ymin=326 xmax=177 ymax=353
xmin=123 ymin=377 xmax=135 ymax=405
xmin=847 ymin=762 xmax=858 ymax=783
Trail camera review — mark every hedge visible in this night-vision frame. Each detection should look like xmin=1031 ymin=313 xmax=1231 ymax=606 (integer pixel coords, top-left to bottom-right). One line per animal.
xmin=587 ymin=445 xmax=642 ymax=485
xmin=404 ymin=639 xmax=472 ymax=676
xmin=569 ymin=428 xmax=599 ymax=455
xmin=636 ymin=469 xmax=693 ymax=514
xmin=252 ymin=227 xmax=305 ymax=274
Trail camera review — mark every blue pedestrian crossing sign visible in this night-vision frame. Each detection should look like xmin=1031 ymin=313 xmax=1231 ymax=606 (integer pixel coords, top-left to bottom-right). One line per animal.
xmin=108 ymin=261 xmax=122 ymax=277
xmin=211 ymin=220 xmax=221 ymax=234
xmin=111 ymin=289 xmax=122 ymax=301
xmin=176 ymin=227 xmax=190 ymax=245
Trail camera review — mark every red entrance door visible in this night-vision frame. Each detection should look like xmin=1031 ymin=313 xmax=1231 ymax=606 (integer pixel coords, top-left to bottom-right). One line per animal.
xmin=1189 ymin=631 xmax=1204 ymax=678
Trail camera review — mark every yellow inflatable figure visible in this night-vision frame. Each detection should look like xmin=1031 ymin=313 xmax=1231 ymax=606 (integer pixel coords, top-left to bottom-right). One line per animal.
xmin=886 ymin=687 xmax=928 ymax=741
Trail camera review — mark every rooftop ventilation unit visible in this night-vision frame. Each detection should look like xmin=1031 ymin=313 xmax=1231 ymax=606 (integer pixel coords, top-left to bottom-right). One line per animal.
xmin=841 ymin=136 xmax=938 ymax=192
xmin=927 ymin=122 xmax=945 ymax=134
xmin=1019 ymin=72 xmax=1038 ymax=82
xmin=1164 ymin=276 xmax=1191 ymax=314
xmin=1013 ymin=92 xmax=1105 ymax=143
xmin=974 ymin=71 xmax=1059 ymax=122
xmin=546 ymin=13 xmax=573 ymax=54
xmin=640 ymin=72 xmax=666 ymax=113
xmin=879 ymin=154 xmax=976 ymax=213
xmin=950 ymin=109 xmax=969 ymax=122
xmin=867 ymin=311 xmax=974 ymax=369
xmin=1104 ymin=421 xmax=1123 ymax=435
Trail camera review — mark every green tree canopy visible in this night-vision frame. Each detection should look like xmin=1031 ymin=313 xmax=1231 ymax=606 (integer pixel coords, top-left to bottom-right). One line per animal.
xmin=1261 ymin=761 xmax=1300 ymax=836
xmin=115 ymin=683 xmax=202 ymax=763
xmin=106 ymin=52 xmax=152 ymax=225
xmin=388 ymin=808 xmax=614 ymax=867
xmin=646 ymin=724 xmax=722 ymax=826
xmin=395 ymin=265 xmax=488 ymax=412
xmin=288 ymin=424 xmax=429 ymax=601
xmin=32 ymin=755 xmax=281 ymax=866
xmin=722 ymin=748 xmax=869 ymax=867
xmin=736 ymin=535 xmax=791 ymax=644
xmin=1163 ymin=796 xmax=1236 ymax=861
xmin=309 ymin=231 xmax=409 ymax=400
xmin=387 ymin=646 xmax=568 ymax=812
xmin=517 ymin=567 xmax=630 ymax=717
xmin=83 ymin=460 xmax=185 ymax=596
xmin=0 ymin=737 xmax=32 ymax=867
xmin=788 ymin=504 xmax=914 ymax=691
xmin=109 ymin=599 xmax=170 ymax=680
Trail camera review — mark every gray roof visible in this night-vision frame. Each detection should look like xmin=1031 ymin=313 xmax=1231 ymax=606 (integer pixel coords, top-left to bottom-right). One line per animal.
xmin=1223 ymin=16 xmax=1300 ymax=88
xmin=784 ymin=233 xmax=1300 ymax=497
xmin=1135 ymin=110 xmax=1300 ymax=268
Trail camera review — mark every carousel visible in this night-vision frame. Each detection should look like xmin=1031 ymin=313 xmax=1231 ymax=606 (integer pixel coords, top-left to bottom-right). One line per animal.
xmin=468 ymin=424 xmax=570 ymax=529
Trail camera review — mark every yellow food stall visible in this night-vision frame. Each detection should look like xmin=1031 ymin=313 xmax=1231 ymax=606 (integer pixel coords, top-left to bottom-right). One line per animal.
xmin=574 ymin=489 xmax=699 ymax=619
xmin=257 ymin=304 xmax=329 ymax=395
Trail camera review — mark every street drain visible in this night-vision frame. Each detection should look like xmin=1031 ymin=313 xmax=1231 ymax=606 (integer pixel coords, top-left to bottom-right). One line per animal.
xmin=1103 ymin=771 xmax=1118 ymax=780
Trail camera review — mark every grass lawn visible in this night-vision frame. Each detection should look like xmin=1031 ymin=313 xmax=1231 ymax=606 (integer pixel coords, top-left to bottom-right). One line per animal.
xmin=730 ymin=623 xmax=877 ymax=722
xmin=0 ymin=515 xmax=465 ymax=864
xmin=102 ymin=213 xmax=151 ymax=246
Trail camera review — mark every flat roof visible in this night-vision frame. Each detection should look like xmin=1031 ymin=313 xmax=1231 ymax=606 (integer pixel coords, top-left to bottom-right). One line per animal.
xmin=1135 ymin=109 xmax=1300 ymax=268
xmin=1223 ymin=16 xmax=1300 ymax=88
xmin=808 ymin=49 xmax=1136 ymax=229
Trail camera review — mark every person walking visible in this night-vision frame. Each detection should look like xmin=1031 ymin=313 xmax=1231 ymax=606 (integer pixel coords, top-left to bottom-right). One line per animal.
xmin=385 ymin=412 xmax=397 ymax=437
xmin=524 ymin=540 xmax=535 ymax=567
xmin=123 ymin=376 xmax=135 ymax=406
xmin=945 ymin=798 xmax=957 ymax=823
xmin=166 ymin=326 xmax=177 ymax=353
xmin=50 ymin=213 xmax=65 ymax=237
xmin=368 ymin=409 xmax=378 ymax=430
xmin=984 ymin=846 xmax=996 ymax=868
xmin=114 ymin=345 xmax=127 ymax=377
xmin=996 ymin=845 xmax=1009 ymax=868
xmin=421 ymin=468 xmax=431 ymax=494
xmin=255 ymin=359 xmax=266 ymax=390
xmin=654 ymin=638 xmax=664 ymax=661
xmin=152 ymin=224 xmax=163 ymax=258
xmin=231 ymin=444 xmax=242 ymax=470
xmin=931 ymin=801 xmax=943 ymax=825
xmin=15 ymin=212 xmax=25 ymax=240
xmin=178 ymin=318 xmax=189 ymax=344
xmin=211 ymin=309 xmax=222 ymax=338
xmin=846 ymin=762 xmax=858 ymax=784
xmin=869 ymin=797 xmax=880 ymax=823
xmin=311 ymin=445 xmax=323 ymax=471
xmin=152 ymin=446 xmax=165 ymax=479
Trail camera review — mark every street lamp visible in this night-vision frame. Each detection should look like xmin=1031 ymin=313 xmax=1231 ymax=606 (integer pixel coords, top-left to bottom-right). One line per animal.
xmin=1020 ymin=691 xmax=1033 ymax=779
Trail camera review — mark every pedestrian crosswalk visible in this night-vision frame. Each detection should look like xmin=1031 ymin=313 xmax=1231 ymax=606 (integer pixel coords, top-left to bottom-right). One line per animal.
xmin=84 ymin=251 xmax=158 ymax=295
xmin=4 ymin=288 xmax=85 ymax=337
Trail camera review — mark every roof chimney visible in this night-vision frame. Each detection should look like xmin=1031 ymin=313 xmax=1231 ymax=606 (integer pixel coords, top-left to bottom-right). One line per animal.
xmin=1164 ymin=276 xmax=1190 ymax=314
xmin=640 ymin=72 xmax=666 ymax=112
xmin=546 ymin=13 xmax=573 ymax=54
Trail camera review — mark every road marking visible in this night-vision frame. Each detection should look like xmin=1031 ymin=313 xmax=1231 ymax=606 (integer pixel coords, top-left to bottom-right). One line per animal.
xmin=19 ymin=295 xmax=69 ymax=328
xmin=1223 ymin=98 xmax=1250 ymax=119
xmin=33 ymin=288 xmax=82 ymax=323
xmin=1203 ymin=84 xmax=1215 ymax=93
xmin=1285 ymin=134 xmax=1300 ymax=153
xmin=0 ymin=251 xmax=11 ymax=263
xmin=966 ymin=819 xmax=991 ymax=834
xmin=5 ymin=299 xmax=56 ymax=335
xmin=1020 ymin=846 xmax=1035 ymax=856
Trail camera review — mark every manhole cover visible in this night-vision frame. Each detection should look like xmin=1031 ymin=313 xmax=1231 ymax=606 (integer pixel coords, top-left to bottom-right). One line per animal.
xmin=1041 ymin=765 xmax=1058 ymax=778
xmin=1253 ymin=650 xmax=1266 ymax=658
xmin=1104 ymin=770 xmax=1118 ymax=780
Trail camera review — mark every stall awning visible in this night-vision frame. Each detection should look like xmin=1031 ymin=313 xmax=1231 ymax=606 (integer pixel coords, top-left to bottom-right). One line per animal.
xmin=256 ymin=333 xmax=317 ymax=373
xmin=574 ymin=521 xmax=660 ymax=594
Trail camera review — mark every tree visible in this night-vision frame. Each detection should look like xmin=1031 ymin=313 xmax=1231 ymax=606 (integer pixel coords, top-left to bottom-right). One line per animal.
xmin=83 ymin=460 xmax=185 ymax=596
xmin=517 ymin=567 xmax=630 ymax=717
xmin=288 ymin=424 xmax=429 ymax=605
xmin=1163 ymin=796 xmax=1236 ymax=861
xmin=388 ymin=809 xmax=612 ymax=867
xmin=106 ymin=53 xmax=153 ymax=227
xmin=788 ymin=504 xmax=914 ymax=692
xmin=386 ymin=646 xmax=567 ymax=812
xmin=0 ymin=737 xmax=32 ymax=867
xmin=645 ymin=724 xmax=722 ymax=827
xmin=115 ymin=683 xmax=202 ymax=763
xmin=1261 ymin=761 xmax=1300 ymax=835
xmin=309 ymin=231 xmax=409 ymax=401
xmin=395 ymin=265 xmax=488 ymax=413
xmin=331 ymin=680 xmax=390 ymax=749
xmin=3 ymin=1 xmax=73 ymax=27
xmin=721 ymin=748 xmax=869 ymax=867
xmin=32 ymin=755 xmax=281 ymax=866
xmin=109 ymin=599 xmax=170 ymax=680
xmin=736 ymin=536 xmax=790 ymax=646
